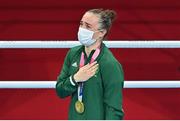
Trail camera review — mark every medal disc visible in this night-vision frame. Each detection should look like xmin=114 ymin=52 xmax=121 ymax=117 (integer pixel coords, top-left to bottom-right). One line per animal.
xmin=75 ymin=100 xmax=84 ymax=114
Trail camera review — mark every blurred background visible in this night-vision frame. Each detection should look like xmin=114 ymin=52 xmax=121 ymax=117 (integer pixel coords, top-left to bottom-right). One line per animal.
xmin=0 ymin=0 xmax=180 ymax=119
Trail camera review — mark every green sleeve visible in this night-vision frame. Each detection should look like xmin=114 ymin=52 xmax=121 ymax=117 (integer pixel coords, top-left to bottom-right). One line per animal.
xmin=101 ymin=60 xmax=124 ymax=120
xmin=56 ymin=49 xmax=78 ymax=98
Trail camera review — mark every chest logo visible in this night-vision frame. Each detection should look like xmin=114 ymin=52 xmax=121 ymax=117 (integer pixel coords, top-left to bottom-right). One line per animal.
xmin=72 ymin=62 xmax=78 ymax=67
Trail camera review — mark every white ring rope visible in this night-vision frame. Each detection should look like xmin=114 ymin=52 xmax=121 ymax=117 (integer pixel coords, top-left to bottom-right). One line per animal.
xmin=0 ymin=40 xmax=180 ymax=48
xmin=0 ymin=40 xmax=180 ymax=88
xmin=0 ymin=81 xmax=180 ymax=88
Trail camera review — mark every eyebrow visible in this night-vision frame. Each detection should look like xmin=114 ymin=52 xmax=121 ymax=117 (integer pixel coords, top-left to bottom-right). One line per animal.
xmin=80 ymin=21 xmax=92 ymax=27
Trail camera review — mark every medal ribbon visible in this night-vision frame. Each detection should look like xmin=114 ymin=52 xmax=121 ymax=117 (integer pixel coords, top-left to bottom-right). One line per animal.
xmin=77 ymin=47 xmax=100 ymax=103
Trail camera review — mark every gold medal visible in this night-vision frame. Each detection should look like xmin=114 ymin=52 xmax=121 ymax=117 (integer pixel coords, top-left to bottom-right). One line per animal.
xmin=75 ymin=100 xmax=84 ymax=114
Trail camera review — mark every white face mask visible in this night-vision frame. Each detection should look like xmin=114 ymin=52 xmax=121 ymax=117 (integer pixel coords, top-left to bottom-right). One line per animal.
xmin=78 ymin=27 xmax=96 ymax=46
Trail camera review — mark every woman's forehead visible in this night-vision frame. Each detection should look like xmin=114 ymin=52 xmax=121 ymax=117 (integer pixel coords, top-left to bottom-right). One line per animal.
xmin=81 ymin=12 xmax=99 ymax=27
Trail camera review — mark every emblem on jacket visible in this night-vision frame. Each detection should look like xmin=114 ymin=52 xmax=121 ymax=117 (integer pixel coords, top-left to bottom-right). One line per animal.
xmin=72 ymin=62 xmax=78 ymax=67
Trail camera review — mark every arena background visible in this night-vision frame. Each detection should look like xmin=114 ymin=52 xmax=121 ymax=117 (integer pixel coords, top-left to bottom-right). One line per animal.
xmin=0 ymin=0 xmax=180 ymax=120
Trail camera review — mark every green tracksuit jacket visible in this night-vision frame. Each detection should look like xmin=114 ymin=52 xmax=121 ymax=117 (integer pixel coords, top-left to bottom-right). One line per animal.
xmin=56 ymin=42 xmax=124 ymax=120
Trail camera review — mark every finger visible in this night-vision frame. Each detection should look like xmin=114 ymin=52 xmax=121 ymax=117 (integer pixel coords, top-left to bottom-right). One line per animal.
xmin=87 ymin=61 xmax=97 ymax=69
xmin=88 ymin=64 xmax=99 ymax=71
xmin=81 ymin=63 xmax=90 ymax=69
xmin=81 ymin=61 xmax=97 ymax=70
xmin=89 ymin=67 xmax=98 ymax=74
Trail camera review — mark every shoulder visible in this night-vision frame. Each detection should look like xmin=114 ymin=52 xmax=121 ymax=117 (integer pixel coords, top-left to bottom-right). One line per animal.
xmin=101 ymin=45 xmax=118 ymax=65
xmin=100 ymin=44 xmax=123 ymax=71
xmin=63 ymin=44 xmax=83 ymax=65
xmin=69 ymin=45 xmax=83 ymax=53
xmin=66 ymin=45 xmax=83 ymax=57
xmin=99 ymin=44 xmax=124 ymax=85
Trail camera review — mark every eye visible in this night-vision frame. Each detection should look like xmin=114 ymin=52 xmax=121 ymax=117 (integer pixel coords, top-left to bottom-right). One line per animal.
xmin=86 ymin=25 xmax=91 ymax=29
xmin=79 ymin=22 xmax=83 ymax=27
xmin=86 ymin=25 xmax=93 ymax=30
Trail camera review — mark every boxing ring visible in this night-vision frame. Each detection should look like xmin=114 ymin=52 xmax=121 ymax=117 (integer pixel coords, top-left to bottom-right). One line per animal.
xmin=0 ymin=40 xmax=180 ymax=89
